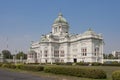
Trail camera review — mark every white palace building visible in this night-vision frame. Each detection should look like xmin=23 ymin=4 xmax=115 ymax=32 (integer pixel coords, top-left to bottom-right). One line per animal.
xmin=27 ymin=13 xmax=104 ymax=64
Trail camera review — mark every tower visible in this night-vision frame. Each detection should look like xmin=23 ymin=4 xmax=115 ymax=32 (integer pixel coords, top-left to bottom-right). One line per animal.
xmin=52 ymin=13 xmax=69 ymax=36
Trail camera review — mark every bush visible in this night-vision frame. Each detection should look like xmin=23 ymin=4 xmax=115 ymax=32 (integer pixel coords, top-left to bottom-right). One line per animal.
xmin=0 ymin=63 xmax=44 ymax=72
xmin=16 ymin=64 xmax=24 ymax=69
xmin=112 ymin=70 xmax=120 ymax=80
xmin=92 ymin=62 xmax=102 ymax=66
xmin=112 ymin=61 xmax=119 ymax=64
xmin=1 ymin=63 xmax=16 ymax=69
xmin=2 ymin=63 xmax=10 ymax=68
xmin=18 ymin=65 xmax=44 ymax=71
xmin=76 ymin=62 xmax=89 ymax=66
xmin=55 ymin=62 xmax=72 ymax=65
xmin=102 ymin=63 xmax=120 ymax=66
xmin=44 ymin=66 xmax=107 ymax=79
xmin=0 ymin=63 xmax=3 ymax=67
xmin=9 ymin=64 xmax=16 ymax=69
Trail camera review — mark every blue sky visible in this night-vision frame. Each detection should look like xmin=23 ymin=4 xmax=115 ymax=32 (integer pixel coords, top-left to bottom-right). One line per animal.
xmin=0 ymin=0 xmax=120 ymax=54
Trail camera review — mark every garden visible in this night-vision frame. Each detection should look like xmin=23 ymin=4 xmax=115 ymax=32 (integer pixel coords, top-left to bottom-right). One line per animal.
xmin=0 ymin=62 xmax=120 ymax=80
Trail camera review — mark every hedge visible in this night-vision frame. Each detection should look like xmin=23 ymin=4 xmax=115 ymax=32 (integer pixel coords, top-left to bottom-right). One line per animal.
xmin=1 ymin=63 xmax=16 ymax=69
xmin=55 ymin=62 xmax=72 ymax=65
xmin=76 ymin=62 xmax=90 ymax=66
xmin=44 ymin=66 xmax=107 ymax=79
xmin=92 ymin=62 xmax=102 ymax=66
xmin=0 ymin=63 xmax=3 ymax=67
xmin=102 ymin=63 xmax=120 ymax=66
xmin=112 ymin=70 xmax=120 ymax=80
xmin=0 ymin=63 xmax=44 ymax=72
xmin=17 ymin=65 xmax=44 ymax=71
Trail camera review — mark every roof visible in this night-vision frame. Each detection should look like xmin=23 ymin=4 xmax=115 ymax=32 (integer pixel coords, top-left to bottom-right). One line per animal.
xmin=82 ymin=28 xmax=97 ymax=36
xmin=54 ymin=12 xmax=68 ymax=24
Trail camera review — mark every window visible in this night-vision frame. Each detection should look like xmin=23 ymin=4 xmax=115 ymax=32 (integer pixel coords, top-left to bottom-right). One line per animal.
xmin=44 ymin=50 xmax=48 ymax=57
xmin=54 ymin=27 xmax=57 ymax=33
xmin=45 ymin=50 xmax=48 ymax=54
xmin=94 ymin=47 xmax=99 ymax=56
xmin=55 ymin=59 xmax=59 ymax=62
xmin=81 ymin=48 xmax=87 ymax=56
xmin=29 ymin=54 xmax=32 ymax=58
xmin=30 ymin=54 xmax=33 ymax=58
xmin=38 ymin=53 xmax=42 ymax=57
xmin=60 ymin=50 xmax=64 ymax=57
xmin=54 ymin=50 xmax=59 ymax=57
xmin=40 ymin=51 xmax=42 ymax=56
xmin=61 ymin=59 xmax=64 ymax=62
xmin=44 ymin=53 xmax=47 ymax=57
xmin=59 ymin=26 xmax=61 ymax=29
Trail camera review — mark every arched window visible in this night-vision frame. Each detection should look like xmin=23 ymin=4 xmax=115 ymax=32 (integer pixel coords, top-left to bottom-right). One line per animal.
xmin=54 ymin=50 xmax=59 ymax=57
xmin=60 ymin=50 xmax=64 ymax=57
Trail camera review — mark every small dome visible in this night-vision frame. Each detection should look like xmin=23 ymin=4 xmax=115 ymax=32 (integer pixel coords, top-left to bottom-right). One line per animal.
xmin=54 ymin=13 xmax=68 ymax=24
xmin=83 ymin=28 xmax=97 ymax=36
xmin=40 ymin=35 xmax=49 ymax=42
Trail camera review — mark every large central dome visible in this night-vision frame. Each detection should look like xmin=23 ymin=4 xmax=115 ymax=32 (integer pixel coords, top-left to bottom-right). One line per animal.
xmin=54 ymin=13 xmax=68 ymax=24
xmin=52 ymin=13 xmax=69 ymax=36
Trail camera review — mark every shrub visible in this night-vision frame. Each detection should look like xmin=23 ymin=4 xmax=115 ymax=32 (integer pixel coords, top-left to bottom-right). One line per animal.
xmin=1 ymin=63 xmax=44 ymax=72
xmin=112 ymin=61 xmax=119 ymax=64
xmin=92 ymin=62 xmax=102 ymax=66
xmin=9 ymin=64 xmax=16 ymax=69
xmin=2 ymin=63 xmax=10 ymax=68
xmin=19 ymin=65 xmax=44 ymax=71
xmin=27 ymin=63 xmax=40 ymax=65
xmin=15 ymin=64 xmax=24 ymax=69
xmin=55 ymin=63 xmax=64 ymax=65
xmin=76 ymin=62 xmax=89 ymax=66
xmin=102 ymin=63 xmax=120 ymax=66
xmin=0 ymin=63 xmax=3 ymax=67
xmin=44 ymin=66 xmax=107 ymax=79
xmin=112 ymin=70 xmax=120 ymax=80
xmin=2 ymin=64 xmax=8 ymax=68
xmin=66 ymin=62 xmax=72 ymax=65
xmin=55 ymin=62 xmax=72 ymax=65
xmin=1 ymin=63 xmax=16 ymax=69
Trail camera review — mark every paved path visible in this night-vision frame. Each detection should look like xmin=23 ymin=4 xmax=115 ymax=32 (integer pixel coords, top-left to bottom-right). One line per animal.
xmin=0 ymin=69 xmax=54 ymax=80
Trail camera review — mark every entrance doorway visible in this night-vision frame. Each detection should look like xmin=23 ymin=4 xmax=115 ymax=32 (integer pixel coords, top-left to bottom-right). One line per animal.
xmin=73 ymin=58 xmax=77 ymax=63
xmin=45 ymin=59 xmax=47 ymax=63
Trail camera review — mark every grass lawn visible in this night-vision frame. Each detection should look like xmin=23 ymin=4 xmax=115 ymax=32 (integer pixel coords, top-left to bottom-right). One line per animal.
xmin=1 ymin=65 xmax=120 ymax=80
xmin=40 ymin=65 xmax=120 ymax=80
xmin=76 ymin=66 xmax=120 ymax=80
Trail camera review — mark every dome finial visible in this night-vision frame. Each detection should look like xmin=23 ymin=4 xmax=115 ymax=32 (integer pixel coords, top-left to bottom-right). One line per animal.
xmin=58 ymin=12 xmax=63 ymax=16
xmin=54 ymin=12 xmax=68 ymax=24
xmin=88 ymin=28 xmax=92 ymax=31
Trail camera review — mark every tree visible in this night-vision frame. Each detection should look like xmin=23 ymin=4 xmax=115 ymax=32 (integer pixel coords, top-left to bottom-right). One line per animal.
xmin=103 ymin=54 xmax=107 ymax=59
xmin=16 ymin=51 xmax=27 ymax=59
xmin=108 ymin=54 xmax=114 ymax=59
xmin=2 ymin=50 xmax=12 ymax=59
